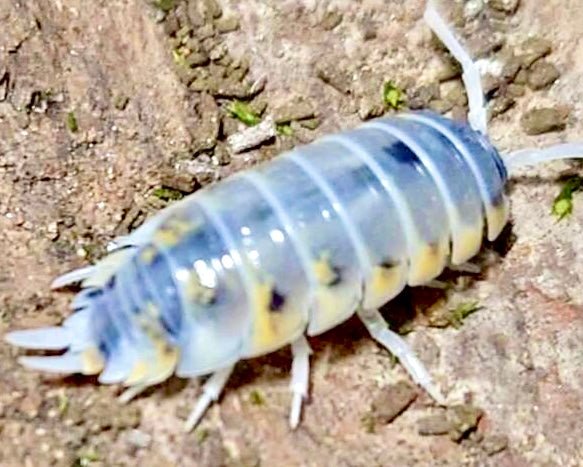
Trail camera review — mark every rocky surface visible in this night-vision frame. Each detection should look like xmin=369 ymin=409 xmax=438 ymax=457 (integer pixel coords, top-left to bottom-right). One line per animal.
xmin=1 ymin=0 xmax=582 ymax=465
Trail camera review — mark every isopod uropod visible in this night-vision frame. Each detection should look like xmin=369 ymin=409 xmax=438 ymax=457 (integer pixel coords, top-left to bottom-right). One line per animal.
xmin=5 ymin=2 xmax=583 ymax=432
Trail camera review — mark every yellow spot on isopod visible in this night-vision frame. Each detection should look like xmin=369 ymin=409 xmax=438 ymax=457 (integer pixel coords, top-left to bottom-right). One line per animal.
xmin=408 ymin=240 xmax=449 ymax=286
xmin=451 ymin=224 xmax=484 ymax=265
xmin=81 ymin=346 xmax=105 ymax=375
xmin=124 ymin=360 xmax=149 ymax=386
xmin=124 ymin=338 xmax=179 ymax=386
xmin=313 ymin=252 xmax=339 ymax=286
xmin=364 ymin=263 xmax=406 ymax=308
xmin=153 ymin=218 xmax=197 ymax=248
xmin=140 ymin=245 xmax=157 ymax=265
xmin=308 ymin=286 xmax=358 ymax=335
xmin=486 ymin=198 xmax=509 ymax=241
xmin=245 ymin=280 xmax=306 ymax=358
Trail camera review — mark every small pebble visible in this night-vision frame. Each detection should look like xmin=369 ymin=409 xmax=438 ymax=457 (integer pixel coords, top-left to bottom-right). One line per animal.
xmin=174 ymin=3 xmax=191 ymax=28
xmin=227 ymin=116 xmax=276 ymax=153
xmin=163 ymin=12 xmax=180 ymax=36
xmin=513 ymin=68 xmax=528 ymax=85
xmin=489 ymin=95 xmax=515 ymax=119
xmin=187 ymin=2 xmax=205 ymax=27
xmin=436 ymin=58 xmax=462 ymax=82
xmin=448 ymin=404 xmax=483 ymax=442
xmin=212 ymin=143 xmax=231 ymax=166
xmin=182 ymin=160 xmax=219 ymax=186
xmin=429 ymin=99 xmax=454 ymax=114
xmin=215 ymin=16 xmax=240 ymax=33
xmin=321 ymin=10 xmax=343 ymax=31
xmin=127 ymin=429 xmax=152 ymax=449
xmin=274 ymin=98 xmax=315 ymax=124
xmin=370 ymin=381 xmax=418 ymax=425
xmin=316 ymin=64 xmax=352 ymax=95
xmin=464 ymin=0 xmax=485 ymax=19
xmin=506 ymin=83 xmax=525 ymax=97
xmin=299 ymin=118 xmax=320 ymax=130
xmin=160 ymin=170 xmax=197 ymax=193
xmin=113 ymin=94 xmax=129 ymax=111
xmin=407 ymin=83 xmax=440 ymax=110
xmin=488 ymin=0 xmax=520 ymax=14
xmin=202 ymin=0 xmax=222 ymax=20
xmin=482 ymin=434 xmax=509 ymax=455
xmin=186 ymin=51 xmax=210 ymax=68
xmin=521 ymin=107 xmax=568 ymax=135
xmin=360 ymin=20 xmax=377 ymax=41
xmin=527 ymin=60 xmax=560 ymax=90
xmin=482 ymin=74 xmax=502 ymax=96
xmin=450 ymin=106 xmax=467 ymax=122
xmin=358 ymin=95 xmax=385 ymax=120
xmin=442 ymin=81 xmax=468 ymax=107
xmin=418 ymin=413 xmax=453 ymax=436
xmin=46 ymin=222 xmax=59 ymax=240
xmin=518 ymin=37 xmax=552 ymax=68
xmin=499 ymin=52 xmax=522 ymax=83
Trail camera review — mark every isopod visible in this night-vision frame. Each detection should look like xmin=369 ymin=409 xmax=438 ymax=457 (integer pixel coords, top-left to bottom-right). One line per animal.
xmin=5 ymin=2 xmax=583 ymax=432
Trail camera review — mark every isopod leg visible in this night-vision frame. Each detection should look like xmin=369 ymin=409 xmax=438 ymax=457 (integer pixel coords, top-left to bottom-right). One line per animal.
xmin=289 ymin=335 xmax=312 ymax=429
xmin=184 ymin=365 xmax=234 ymax=432
xmin=358 ymin=308 xmax=446 ymax=405
xmin=449 ymin=262 xmax=481 ymax=274
xmin=118 ymin=383 xmax=149 ymax=404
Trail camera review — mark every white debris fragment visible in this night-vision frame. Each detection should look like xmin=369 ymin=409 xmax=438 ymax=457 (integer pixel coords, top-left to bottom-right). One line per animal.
xmin=126 ymin=429 xmax=152 ymax=449
xmin=475 ymin=58 xmax=504 ymax=78
xmin=227 ymin=116 xmax=276 ymax=154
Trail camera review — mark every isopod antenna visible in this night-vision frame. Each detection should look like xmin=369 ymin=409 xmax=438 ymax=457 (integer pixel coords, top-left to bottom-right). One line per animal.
xmin=424 ymin=0 xmax=487 ymax=135
xmin=425 ymin=0 xmax=583 ymax=173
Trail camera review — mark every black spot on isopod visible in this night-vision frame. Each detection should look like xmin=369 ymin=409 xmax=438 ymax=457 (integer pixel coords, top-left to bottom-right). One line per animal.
xmin=491 ymin=191 xmax=505 ymax=208
xmin=269 ymin=288 xmax=286 ymax=312
xmin=382 ymin=141 xmax=420 ymax=166
xmin=380 ymin=258 xmax=399 ymax=269
xmin=328 ymin=265 xmax=342 ymax=286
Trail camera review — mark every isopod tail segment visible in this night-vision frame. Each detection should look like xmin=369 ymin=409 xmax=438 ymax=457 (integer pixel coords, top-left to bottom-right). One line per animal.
xmin=4 ymin=1 xmax=583 ymax=435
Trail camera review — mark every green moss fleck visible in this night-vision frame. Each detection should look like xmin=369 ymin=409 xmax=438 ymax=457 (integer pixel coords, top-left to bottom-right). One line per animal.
xmin=74 ymin=448 xmax=100 ymax=467
xmin=57 ymin=392 xmax=69 ymax=416
xmin=248 ymin=389 xmax=265 ymax=405
xmin=552 ymin=176 xmax=583 ymax=220
xmin=299 ymin=118 xmax=320 ymax=130
xmin=114 ymin=94 xmax=129 ymax=111
xmin=172 ymin=48 xmax=188 ymax=68
xmin=383 ymin=81 xmax=406 ymax=110
xmin=276 ymin=122 xmax=293 ymax=136
xmin=227 ymin=100 xmax=261 ymax=126
xmin=361 ymin=412 xmax=376 ymax=433
xmin=195 ymin=428 xmax=210 ymax=444
xmin=449 ymin=301 xmax=481 ymax=329
xmin=153 ymin=0 xmax=176 ymax=12
xmin=66 ymin=111 xmax=78 ymax=133
xmin=152 ymin=186 xmax=185 ymax=201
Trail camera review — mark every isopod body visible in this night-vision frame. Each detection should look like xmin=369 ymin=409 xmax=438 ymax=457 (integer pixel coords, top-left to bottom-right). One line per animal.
xmin=5 ymin=110 xmax=510 ymax=427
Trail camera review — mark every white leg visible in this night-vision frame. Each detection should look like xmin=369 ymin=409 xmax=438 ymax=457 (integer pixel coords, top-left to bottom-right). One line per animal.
xmin=289 ymin=335 xmax=312 ymax=429
xmin=358 ymin=308 xmax=445 ymax=405
xmin=119 ymin=383 xmax=149 ymax=404
xmin=449 ymin=262 xmax=481 ymax=274
xmin=424 ymin=279 xmax=449 ymax=289
xmin=184 ymin=365 xmax=234 ymax=432
xmin=424 ymin=0 xmax=487 ymax=135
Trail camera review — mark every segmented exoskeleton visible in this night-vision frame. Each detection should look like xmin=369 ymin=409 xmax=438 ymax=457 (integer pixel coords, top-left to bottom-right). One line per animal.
xmin=5 ymin=2 xmax=583 ymax=432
